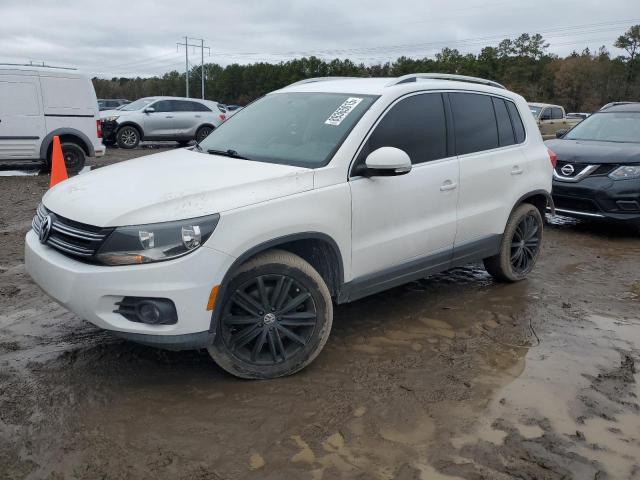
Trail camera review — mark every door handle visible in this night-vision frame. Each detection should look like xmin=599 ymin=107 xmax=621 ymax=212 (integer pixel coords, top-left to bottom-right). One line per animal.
xmin=195 ymin=115 xmax=201 ymax=118
xmin=165 ymin=115 xmax=173 ymax=118
xmin=440 ymin=180 xmax=458 ymax=191
xmin=511 ymin=166 xmax=524 ymax=175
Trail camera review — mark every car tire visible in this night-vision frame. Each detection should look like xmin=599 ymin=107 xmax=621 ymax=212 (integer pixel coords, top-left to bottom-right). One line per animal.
xmin=484 ymin=203 xmax=543 ymax=282
xmin=116 ymin=126 xmax=140 ymax=149
xmin=196 ymin=126 xmax=213 ymax=143
xmin=47 ymin=142 xmax=85 ymax=175
xmin=207 ymin=249 xmax=333 ymax=379
xmin=177 ymin=140 xmax=190 ymax=147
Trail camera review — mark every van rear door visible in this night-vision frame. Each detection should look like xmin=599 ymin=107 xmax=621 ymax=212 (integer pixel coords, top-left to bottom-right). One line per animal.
xmin=0 ymin=74 xmax=44 ymax=161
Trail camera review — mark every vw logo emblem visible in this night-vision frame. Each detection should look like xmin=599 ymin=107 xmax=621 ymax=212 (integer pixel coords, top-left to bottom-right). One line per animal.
xmin=39 ymin=214 xmax=53 ymax=244
xmin=560 ymin=164 xmax=575 ymax=176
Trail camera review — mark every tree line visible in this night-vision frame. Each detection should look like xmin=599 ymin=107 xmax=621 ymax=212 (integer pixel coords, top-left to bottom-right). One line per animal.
xmin=93 ymin=26 xmax=640 ymax=112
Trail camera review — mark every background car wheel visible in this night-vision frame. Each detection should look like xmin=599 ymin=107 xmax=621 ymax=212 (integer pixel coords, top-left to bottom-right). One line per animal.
xmin=207 ymin=249 xmax=333 ymax=379
xmin=47 ymin=142 xmax=85 ymax=175
xmin=177 ymin=140 xmax=190 ymax=147
xmin=196 ymin=126 xmax=213 ymax=143
xmin=116 ymin=126 xmax=140 ymax=149
xmin=484 ymin=203 xmax=543 ymax=282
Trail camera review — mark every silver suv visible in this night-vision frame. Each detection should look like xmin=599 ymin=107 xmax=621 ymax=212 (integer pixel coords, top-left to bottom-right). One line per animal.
xmin=100 ymin=96 xmax=227 ymax=149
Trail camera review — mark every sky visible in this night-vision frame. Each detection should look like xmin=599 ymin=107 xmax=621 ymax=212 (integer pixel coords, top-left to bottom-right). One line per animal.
xmin=0 ymin=0 xmax=638 ymax=78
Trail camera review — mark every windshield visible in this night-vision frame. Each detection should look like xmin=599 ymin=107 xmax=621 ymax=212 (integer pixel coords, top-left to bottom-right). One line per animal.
xmin=529 ymin=105 xmax=542 ymax=116
xmin=563 ymin=112 xmax=640 ymax=143
xmin=120 ymin=98 xmax=155 ymax=111
xmin=198 ymin=92 xmax=378 ymax=168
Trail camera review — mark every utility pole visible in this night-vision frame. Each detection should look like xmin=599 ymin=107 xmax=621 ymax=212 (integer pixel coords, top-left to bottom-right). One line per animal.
xmin=177 ymin=37 xmax=210 ymax=99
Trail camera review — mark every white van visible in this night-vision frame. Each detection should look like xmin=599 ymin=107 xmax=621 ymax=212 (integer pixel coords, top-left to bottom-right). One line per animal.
xmin=0 ymin=64 xmax=105 ymax=173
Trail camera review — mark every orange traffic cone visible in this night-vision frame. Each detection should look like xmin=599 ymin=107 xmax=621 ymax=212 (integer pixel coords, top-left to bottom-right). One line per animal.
xmin=49 ymin=136 xmax=68 ymax=188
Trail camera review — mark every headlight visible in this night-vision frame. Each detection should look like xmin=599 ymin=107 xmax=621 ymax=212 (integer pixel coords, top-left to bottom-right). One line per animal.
xmin=95 ymin=214 xmax=220 ymax=265
xmin=609 ymin=165 xmax=640 ymax=180
xmin=103 ymin=115 xmax=119 ymax=122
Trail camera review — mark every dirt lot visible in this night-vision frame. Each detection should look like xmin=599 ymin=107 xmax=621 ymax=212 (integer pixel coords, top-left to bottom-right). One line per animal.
xmin=1 ymin=146 xmax=639 ymax=479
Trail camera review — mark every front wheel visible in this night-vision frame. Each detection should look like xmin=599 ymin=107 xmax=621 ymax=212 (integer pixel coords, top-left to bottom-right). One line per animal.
xmin=208 ymin=250 xmax=333 ymax=379
xmin=116 ymin=126 xmax=140 ymax=149
xmin=484 ymin=203 xmax=543 ymax=282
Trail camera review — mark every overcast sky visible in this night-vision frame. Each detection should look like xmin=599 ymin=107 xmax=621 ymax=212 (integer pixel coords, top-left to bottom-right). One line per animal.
xmin=0 ymin=0 xmax=637 ymax=78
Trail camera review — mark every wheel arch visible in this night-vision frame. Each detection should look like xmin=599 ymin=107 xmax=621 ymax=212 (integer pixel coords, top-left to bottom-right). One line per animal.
xmin=512 ymin=189 xmax=554 ymax=218
xmin=40 ymin=128 xmax=94 ymax=161
xmin=209 ymin=232 xmax=345 ymax=333
xmin=117 ymin=121 xmax=144 ymax=138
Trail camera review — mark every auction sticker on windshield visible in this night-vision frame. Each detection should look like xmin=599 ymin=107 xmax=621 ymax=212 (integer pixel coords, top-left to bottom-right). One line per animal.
xmin=325 ymin=97 xmax=363 ymax=126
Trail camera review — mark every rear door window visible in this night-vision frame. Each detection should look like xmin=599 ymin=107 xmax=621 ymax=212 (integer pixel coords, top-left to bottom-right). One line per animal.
xmin=492 ymin=97 xmax=515 ymax=147
xmin=360 ymin=93 xmax=448 ymax=165
xmin=551 ymin=107 xmax=564 ymax=119
xmin=151 ymin=100 xmax=173 ymax=112
xmin=450 ymin=92 xmax=499 ymax=155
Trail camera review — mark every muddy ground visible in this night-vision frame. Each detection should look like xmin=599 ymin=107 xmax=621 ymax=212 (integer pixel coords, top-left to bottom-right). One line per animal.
xmin=1 ymin=146 xmax=639 ymax=479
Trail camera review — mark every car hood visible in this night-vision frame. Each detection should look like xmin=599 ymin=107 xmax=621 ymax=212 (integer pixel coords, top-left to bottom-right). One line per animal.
xmin=545 ymin=139 xmax=640 ymax=164
xmin=42 ymin=149 xmax=314 ymax=227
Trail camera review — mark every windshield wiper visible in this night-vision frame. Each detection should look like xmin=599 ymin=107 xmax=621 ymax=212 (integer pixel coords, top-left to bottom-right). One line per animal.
xmin=207 ymin=148 xmax=250 ymax=160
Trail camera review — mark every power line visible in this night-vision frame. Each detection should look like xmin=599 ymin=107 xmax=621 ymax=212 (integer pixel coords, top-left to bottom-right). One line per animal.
xmin=177 ymin=37 xmax=210 ymax=98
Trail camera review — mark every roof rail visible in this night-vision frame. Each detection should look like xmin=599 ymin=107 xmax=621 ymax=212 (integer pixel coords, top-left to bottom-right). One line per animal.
xmin=387 ymin=73 xmax=505 ymax=90
xmin=0 ymin=62 xmax=77 ymax=71
xmin=286 ymin=76 xmax=355 ymax=87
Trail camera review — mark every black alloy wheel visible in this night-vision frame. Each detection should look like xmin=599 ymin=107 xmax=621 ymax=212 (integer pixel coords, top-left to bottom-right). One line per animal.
xmin=220 ymin=274 xmax=318 ymax=365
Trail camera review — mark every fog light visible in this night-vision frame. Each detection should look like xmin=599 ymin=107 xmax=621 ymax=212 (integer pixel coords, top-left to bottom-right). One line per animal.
xmin=138 ymin=302 xmax=161 ymax=324
xmin=114 ymin=297 xmax=178 ymax=325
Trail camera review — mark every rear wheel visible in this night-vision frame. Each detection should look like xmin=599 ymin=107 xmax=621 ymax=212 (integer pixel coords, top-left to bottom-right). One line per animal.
xmin=47 ymin=142 xmax=85 ymax=175
xmin=208 ymin=250 xmax=333 ymax=379
xmin=484 ymin=203 xmax=543 ymax=282
xmin=196 ymin=126 xmax=213 ymax=143
xmin=61 ymin=143 xmax=86 ymax=174
xmin=116 ymin=126 xmax=140 ymax=149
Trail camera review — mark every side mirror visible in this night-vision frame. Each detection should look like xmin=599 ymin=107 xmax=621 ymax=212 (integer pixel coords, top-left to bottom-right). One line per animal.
xmin=143 ymin=107 xmax=155 ymax=114
xmin=364 ymin=147 xmax=412 ymax=177
xmin=556 ymin=129 xmax=568 ymax=138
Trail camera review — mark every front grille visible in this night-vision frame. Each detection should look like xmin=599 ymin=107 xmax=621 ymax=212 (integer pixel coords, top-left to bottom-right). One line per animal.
xmin=32 ymin=203 xmax=113 ymax=260
xmin=592 ymin=164 xmax=618 ymax=176
xmin=553 ymin=195 xmax=600 ymax=213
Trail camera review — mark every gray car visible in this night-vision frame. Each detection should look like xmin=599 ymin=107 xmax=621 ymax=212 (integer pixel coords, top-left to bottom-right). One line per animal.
xmin=100 ymin=96 xmax=227 ymax=149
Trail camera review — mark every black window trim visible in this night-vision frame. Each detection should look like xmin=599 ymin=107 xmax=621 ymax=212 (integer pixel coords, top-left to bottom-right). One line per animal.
xmin=348 ymin=90 xmax=454 ymax=179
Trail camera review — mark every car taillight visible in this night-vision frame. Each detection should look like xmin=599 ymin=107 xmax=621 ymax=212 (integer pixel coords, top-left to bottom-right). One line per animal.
xmin=547 ymin=148 xmax=557 ymax=168
xmin=219 ymin=113 xmax=226 ymax=122
xmin=96 ymin=119 xmax=102 ymax=139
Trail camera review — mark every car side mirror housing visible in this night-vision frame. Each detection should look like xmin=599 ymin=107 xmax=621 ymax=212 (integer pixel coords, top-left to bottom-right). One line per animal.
xmin=556 ymin=129 xmax=568 ymax=138
xmin=364 ymin=147 xmax=412 ymax=177
xmin=143 ymin=107 xmax=155 ymax=114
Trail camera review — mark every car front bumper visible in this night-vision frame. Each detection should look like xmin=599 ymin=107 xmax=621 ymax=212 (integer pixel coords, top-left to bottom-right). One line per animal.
xmin=25 ymin=230 xmax=235 ymax=348
xmin=552 ymin=176 xmax=640 ymax=224
xmin=101 ymin=120 xmax=118 ymax=142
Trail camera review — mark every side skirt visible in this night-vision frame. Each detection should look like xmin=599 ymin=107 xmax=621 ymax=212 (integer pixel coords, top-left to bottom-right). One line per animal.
xmin=338 ymin=234 xmax=501 ymax=304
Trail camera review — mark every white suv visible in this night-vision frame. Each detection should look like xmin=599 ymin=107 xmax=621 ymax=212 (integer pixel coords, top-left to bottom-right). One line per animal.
xmin=25 ymin=74 xmax=554 ymax=379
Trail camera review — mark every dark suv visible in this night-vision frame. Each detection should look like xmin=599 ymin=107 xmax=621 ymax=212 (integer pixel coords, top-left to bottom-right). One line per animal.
xmin=546 ymin=103 xmax=640 ymax=227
